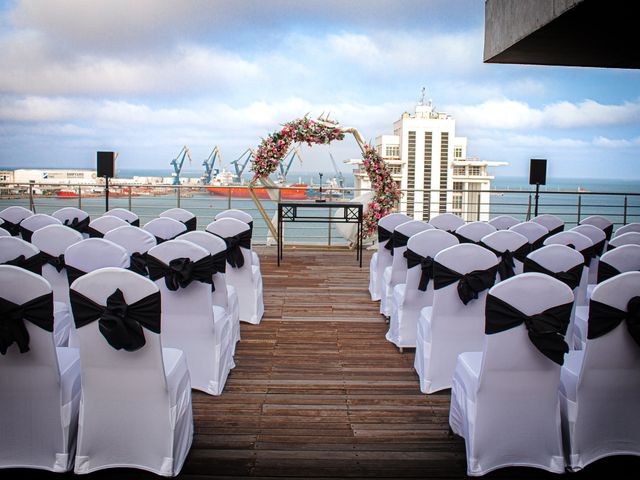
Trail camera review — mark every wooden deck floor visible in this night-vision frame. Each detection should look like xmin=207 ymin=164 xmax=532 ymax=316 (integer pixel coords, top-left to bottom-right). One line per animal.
xmin=9 ymin=247 xmax=640 ymax=478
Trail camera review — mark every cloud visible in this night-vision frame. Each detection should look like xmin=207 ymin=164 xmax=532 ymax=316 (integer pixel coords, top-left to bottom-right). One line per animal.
xmin=592 ymin=136 xmax=640 ymax=148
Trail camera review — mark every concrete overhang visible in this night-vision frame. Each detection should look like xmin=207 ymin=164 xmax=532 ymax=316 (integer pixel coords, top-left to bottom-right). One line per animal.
xmin=484 ymin=0 xmax=640 ymax=69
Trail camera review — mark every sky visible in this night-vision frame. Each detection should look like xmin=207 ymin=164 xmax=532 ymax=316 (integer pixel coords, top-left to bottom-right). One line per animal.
xmin=0 ymin=0 xmax=639 ymax=180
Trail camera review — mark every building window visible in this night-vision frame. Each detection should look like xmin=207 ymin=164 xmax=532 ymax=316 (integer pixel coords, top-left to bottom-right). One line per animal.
xmin=469 ymin=166 xmax=482 ymax=176
xmin=385 ymin=145 xmax=400 ymax=157
xmin=439 ymin=132 xmax=449 ymax=213
xmin=453 ymin=166 xmax=465 ymax=176
xmin=453 ymin=182 xmax=464 ymax=191
xmin=454 ymin=146 xmax=463 ymax=158
xmin=452 ymin=194 xmax=463 ymax=210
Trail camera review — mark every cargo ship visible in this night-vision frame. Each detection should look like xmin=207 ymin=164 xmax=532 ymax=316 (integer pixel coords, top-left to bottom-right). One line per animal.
xmin=205 ymin=169 xmax=310 ymax=200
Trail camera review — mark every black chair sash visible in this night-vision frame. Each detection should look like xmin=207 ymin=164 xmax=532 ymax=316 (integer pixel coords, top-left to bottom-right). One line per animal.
xmin=452 ymin=232 xmax=477 ymax=244
xmin=63 ymin=216 xmax=90 ymax=234
xmin=479 ymin=242 xmax=529 ymax=280
xmin=433 ymin=261 xmax=498 ymax=305
xmin=0 ymin=292 xmax=54 ymax=355
xmin=2 ymin=218 xmax=22 ymax=236
xmin=596 ymin=261 xmax=622 ymax=284
xmin=378 ymin=225 xmax=392 ymax=244
xmin=547 ymin=224 xmax=564 ymax=237
xmin=129 ymin=218 xmax=140 ymax=227
xmin=387 ymin=230 xmax=410 ymax=257
xmin=70 ymin=288 xmax=161 ymax=352
xmin=180 ymin=216 xmax=197 ymax=232
xmin=523 ymin=257 xmax=584 ymax=291
xmin=208 ymin=250 xmax=227 ymax=292
xmin=128 ymin=252 xmax=149 ymax=276
xmin=603 ymin=224 xmax=614 ymax=241
xmin=588 ymin=296 xmax=640 ymax=348
xmin=247 ymin=220 xmax=253 ymax=235
xmin=485 ymin=294 xmax=571 ymax=365
xmin=590 ymin=238 xmax=606 ymax=257
xmin=3 ymin=253 xmax=42 ymax=275
xmin=530 ymin=236 xmax=546 ymax=252
xmin=146 ymin=254 xmax=214 ymax=291
xmin=87 ymin=226 xmax=105 ymax=238
xmin=211 ymin=230 xmax=252 ymax=268
xmin=41 ymin=251 xmax=66 ymax=273
xmin=152 ymin=232 xmax=181 ymax=244
xmin=404 ymin=249 xmax=434 ymax=291
xmin=66 ymin=264 xmax=88 ymax=286
xmin=18 ymin=225 xmax=35 ymax=243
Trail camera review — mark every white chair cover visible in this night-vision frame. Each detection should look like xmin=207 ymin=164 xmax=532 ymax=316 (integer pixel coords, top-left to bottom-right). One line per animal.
xmin=450 ymin=273 xmax=573 ymax=476
xmin=104 ymin=225 xmax=157 ymax=257
xmin=0 ymin=205 xmax=33 ymax=236
xmin=52 ymin=207 xmax=90 ymax=238
xmin=369 ymin=213 xmax=412 ymax=301
xmin=106 ymin=208 xmax=140 ymax=226
xmin=488 ymin=215 xmax=520 ymax=230
xmin=454 ymin=221 xmax=497 ymax=243
xmin=579 ymin=215 xmax=613 ymax=241
xmin=387 ymin=229 xmax=458 ymax=348
xmin=480 ymin=230 xmax=529 ymax=280
xmin=614 ymin=222 xmax=640 ymax=237
xmin=87 ymin=215 xmax=129 ymax=237
xmin=65 ymin=238 xmax=130 ymax=347
xmin=143 ymin=217 xmax=188 ymax=243
xmin=526 ymin=244 xmax=585 ymax=346
xmin=414 ymin=243 xmax=498 ymax=393
xmin=148 ymin=240 xmax=234 ymax=395
xmin=532 ymin=213 xmax=564 ymax=235
xmin=608 ymin=231 xmax=640 ymax=249
xmin=206 ymin=218 xmax=264 ymax=324
xmin=509 ymin=221 xmax=548 ymax=250
xmin=70 ymin=267 xmax=192 ymax=476
xmin=380 ymin=220 xmax=433 ymax=317
xmin=429 ymin=212 xmax=465 ymax=232
xmin=571 ymin=224 xmax=607 ymax=284
xmin=543 ymin=231 xmax=592 ymax=308
xmin=215 ymin=209 xmax=261 ymax=268
xmin=0 ymin=266 xmax=81 ymax=472
xmin=177 ymin=231 xmax=241 ymax=353
xmin=18 ymin=213 xmax=61 ymax=242
xmin=559 ymin=272 xmax=640 ymax=471
xmin=159 ymin=208 xmax=196 ymax=232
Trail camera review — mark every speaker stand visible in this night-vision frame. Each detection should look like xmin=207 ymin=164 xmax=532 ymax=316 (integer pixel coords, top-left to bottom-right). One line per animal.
xmin=534 ymin=183 xmax=540 ymax=217
xmin=104 ymin=175 xmax=110 ymax=212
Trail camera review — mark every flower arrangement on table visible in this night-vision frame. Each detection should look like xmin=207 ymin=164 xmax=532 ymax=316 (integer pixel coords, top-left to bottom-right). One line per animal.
xmin=251 ymin=116 xmax=401 ymax=239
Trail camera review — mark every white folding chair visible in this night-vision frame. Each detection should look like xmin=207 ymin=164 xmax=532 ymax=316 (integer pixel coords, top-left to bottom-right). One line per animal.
xmin=159 ymin=208 xmax=197 ymax=232
xmin=106 ymin=208 xmax=140 ymax=226
xmin=525 ymin=244 xmax=585 ymax=347
xmin=0 ymin=205 xmax=33 ymax=236
xmin=52 ymin=207 xmax=90 ymax=237
xmin=480 ymin=229 xmax=529 ymax=281
xmin=429 ymin=212 xmax=464 ymax=232
xmin=454 ymin=221 xmax=496 ymax=244
xmin=387 ymin=229 xmax=458 ymax=349
xmin=608 ymin=231 xmax=640 ymax=250
xmin=509 ymin=221 xmax=548 ymax=251
xmin=87 ymin=215 xmax=129 ymax=238
xmin=571 ymin=224 xmax=607 ymax=284
xmin=69 ymin=267 xmax=192 ymax=476
xmin=177 ymin=230 xmax=241 ymax=353
xmin=0 ymin=266 xmax=80 ymax=472
xmin=18 ymin=213 xmax=61 ymax=242
xmin=206 ymin=218 xmax=264 ymax=324
xmin=215 ymin=209 xmax=261 ymax=268
xmin=614 ymin=222 xmax=640 ymax=237
xmin=559 ymin=272 xmax=640 ymax=471
xmin=143 ymin=217 xmax=187 ymax=243
xmin=369 ymin=213 xmax=412 ymax=301
xmin=147 ymin=240 xmax=234 ymax=395
xmin=64 ymin=238 xmax=130 ymax=347
xmin=488 ymin=215 xmax=520 ymax=231
xmin=450 ymin=273 xmax=573 ymax=476
xmin=532 ymin=213 xmax=565 ymax=237
xmin=380 ymin=220 xmax=433 ymax=317
xmin=414 ymin=243 xmax=498 ymax=393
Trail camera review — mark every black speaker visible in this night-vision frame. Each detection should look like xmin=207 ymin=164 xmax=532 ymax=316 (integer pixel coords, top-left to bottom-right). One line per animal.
xmin=529 ymin=159 xmax=547 ymax=185
xmin=97 ymin=151 xmax=115 ymax=177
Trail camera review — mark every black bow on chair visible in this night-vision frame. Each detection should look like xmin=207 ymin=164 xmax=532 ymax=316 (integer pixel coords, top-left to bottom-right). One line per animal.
xmin=433 ymin=261 xmax=498 ymax=305
xmin=588 ymin=296 xmax=640 ymax=347
xmin=70 ymin=288 xmax=161 ymax=351
xmin=41 ymin=251 xmax=66 ymax=273
xmin=0 ymin=292 xmax=54 ymax=354
xmin=211 ymin=230 xmax=252 ymax=268
xmin=63 ymin=216 xmax=90 ymax=234
xmin=182 ymin=216 xmax=197 ymax=232
xmin=146 ymin=254 xmax=214 ymax=291
xmin=128 ymin=252 xmax=149 ymax=276
xmin=379 ymin=225 xmax=393 ymax=251
xmin=386 ymin=230 xmax=410 ymax=257
xmin=485 ymin=294 xmax=572 ymax=365
xmin=404 ymin=249 xmax=434 ymax=291
xmin=3 ymin=253 xmax=42 ymax=275
xmin=523 ymin=257 xmax=584 ymax=291
xmin=1 ymin=218 xmax=22 ymax=236
xmin=480 ymin=242 xmax=529 ymax=280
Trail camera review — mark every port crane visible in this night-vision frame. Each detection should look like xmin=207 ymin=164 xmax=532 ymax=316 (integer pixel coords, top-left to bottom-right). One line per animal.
xmin=329 ymin=152 xmax=345 ymax=188
xmin=170 ymin=146 xmax=192 ymax=186
xmin=278 ymin=145 xmax=302 ymax=181
xmin=230 ymin=148 xmax=255 ymax=182
xmin=201 ymin=146 xmax=221 ymax=184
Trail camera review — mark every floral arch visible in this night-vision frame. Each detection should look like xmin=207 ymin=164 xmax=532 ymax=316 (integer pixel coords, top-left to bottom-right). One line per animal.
xmin=247 ymin=117 xmax=401 ymax=241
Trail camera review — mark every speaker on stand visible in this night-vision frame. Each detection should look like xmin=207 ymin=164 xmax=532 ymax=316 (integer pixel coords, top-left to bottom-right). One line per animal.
xmin=529 ymin=159 xmax=547 ymax=217
xmin=97 ymin=152 xmax=116 ymax=212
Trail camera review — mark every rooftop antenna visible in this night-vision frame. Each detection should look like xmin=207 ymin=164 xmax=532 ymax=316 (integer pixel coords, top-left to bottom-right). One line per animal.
xmin=419 ymin=86 xmax=426 ymax=105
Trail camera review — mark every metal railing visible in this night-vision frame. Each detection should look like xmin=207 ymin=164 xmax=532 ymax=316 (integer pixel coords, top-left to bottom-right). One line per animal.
xmin=1 ymin=182 xmax=638 ymax=246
